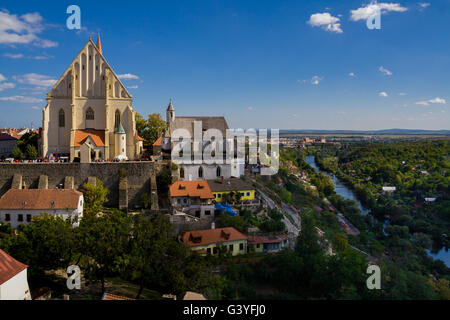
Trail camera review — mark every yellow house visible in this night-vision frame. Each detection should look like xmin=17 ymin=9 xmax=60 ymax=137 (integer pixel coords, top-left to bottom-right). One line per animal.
xmin=181 ymin=227 xmax=248 ymax=256
xmin=207 ymin=178 xmax=255 ymax=203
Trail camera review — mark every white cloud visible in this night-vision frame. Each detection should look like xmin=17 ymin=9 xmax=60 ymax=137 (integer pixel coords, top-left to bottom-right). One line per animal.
xmin=4 ymin=53 xmax=24 ymax=58
xmin=0 ymin=74 xmax=6 ymax=82
xmin=419 ymin=3 xmax=430 ymax=9
xmin=349 ymin=72 xmax=356 ymax=77
xmin=127 ymin=85 xmax=138 ymax=89
xmin=0 ymin=10 xmax=58 ymax=47
xmin=415 ymin=97 xmax=446 ymax=106
xmin=398 ymin=92 xmax=407 ymax=96
xmin=379 ymin=91 xmax=388 ymax=97
xmin=248 ymin=106 xmax=253 ymax=110
xmin=310 ymin=76 xmax=323 ymax=85
xmin=0 ymin=82 xmax=15 ymax=91
xmin=350 ymin=3 xmax=407 ymax=21
xmin=298 ymin=76 xmax=323 ymax=85
xmin=379 ymin=66 xmax=392 ymax=76
xmin=118 ymin=73 xmax=139 ymax=80
xmin=429 ymin=97 xmax=446 ymax=104
xmin=13 ymin=73 xmax=57 ymax=87
xmin=0 ymin=95 xmax=43 ymax=103
xmin=307 ymin=12 xmax=343 ymax=33
xmin=31 ymin=106 xmax=40 ymax=110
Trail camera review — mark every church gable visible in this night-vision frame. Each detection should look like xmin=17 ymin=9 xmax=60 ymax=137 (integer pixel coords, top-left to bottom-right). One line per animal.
xmin=48 ymin=37 xmax=131 ymax=99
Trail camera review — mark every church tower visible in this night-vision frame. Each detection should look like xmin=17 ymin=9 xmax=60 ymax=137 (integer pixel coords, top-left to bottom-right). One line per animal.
xmin=166 ymin=99 xmax=175 ymax=123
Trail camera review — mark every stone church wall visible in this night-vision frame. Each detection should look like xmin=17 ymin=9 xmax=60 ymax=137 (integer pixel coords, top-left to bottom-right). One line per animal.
xmin=0 ymin=161 xmax=170 ymax=209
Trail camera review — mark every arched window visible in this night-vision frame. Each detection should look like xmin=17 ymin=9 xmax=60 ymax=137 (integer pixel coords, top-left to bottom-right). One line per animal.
xmin=198 ymin=166 xmax=203 ymax=178
xmin=86 ymin=107 xmax=95 ymax=120
xmin=114 ymin=110 xmax=121 ymax=131
xmin=180 ymin=167 xmax=185 ymax=179
xmin=59 ymin=109 xmax=65 ymax=127
xmin=216 ymin=166 xmax=221 ymax=177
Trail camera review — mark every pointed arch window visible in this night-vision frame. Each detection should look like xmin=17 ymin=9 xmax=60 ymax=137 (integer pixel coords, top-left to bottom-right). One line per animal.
xmin=216 ymin=166 xmax=221 ymax=177
xmin=114 ymin=110 xmax=121 ymax=131
xmin=86 ymin=107 xmax=95 ymax=120
xmin=180 ymin=167 xmax=185 ymax=179
xmin=59 ymin=109 xmax=65 ymax=127
xmin=198 ymin=166 xmax=203 ymax=178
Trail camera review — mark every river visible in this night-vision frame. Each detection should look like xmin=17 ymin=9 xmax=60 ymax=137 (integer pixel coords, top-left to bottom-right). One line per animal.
xmin=304 ymin=155 xmax=450 ymax=267
xmin=305 ymin=156 xmax=370 ymax=215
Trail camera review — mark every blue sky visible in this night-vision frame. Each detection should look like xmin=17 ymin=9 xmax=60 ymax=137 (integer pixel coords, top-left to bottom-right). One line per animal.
xmin=0 ymin=0 xmax=449 ymax=130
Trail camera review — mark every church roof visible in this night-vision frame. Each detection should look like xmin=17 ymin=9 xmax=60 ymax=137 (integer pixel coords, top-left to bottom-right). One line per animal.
xmin=74 ymin=129 xmax=105 ymax=147
xmin=169 ymin=116 xmax=229 ymax=136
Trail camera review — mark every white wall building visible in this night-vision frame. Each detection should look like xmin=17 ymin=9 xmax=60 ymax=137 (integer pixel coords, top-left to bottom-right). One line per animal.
xmin=161 ymin=101 xmax=245 ymax=180
xmin=0 ymin=189 xmax=84 ymax=228
xmin=0 ymin=249 xmax=31 ymax=300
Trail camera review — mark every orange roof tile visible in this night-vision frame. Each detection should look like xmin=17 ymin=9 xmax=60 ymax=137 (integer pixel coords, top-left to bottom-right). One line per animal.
xmin=96 ymin=34 xmax=102 ymax=55
xmin=181 ymin=227 xmax=247 ymax=247
xmin=102 ymin=293 xmax=135 ymax=300
xmin=169 ymin=180 xmax=214 ymax=199
xmin=153 ymin=136 xmax=162 ymax=146
xmin=74 ymin=129 xmax=105 ymax=147
xmin=0 ymin=189 xmax=83 ymax=210
xmin=137 ymin=135 xmax=145 ymax=142
xmin=0 ymin=249 xmax=28 ymax=285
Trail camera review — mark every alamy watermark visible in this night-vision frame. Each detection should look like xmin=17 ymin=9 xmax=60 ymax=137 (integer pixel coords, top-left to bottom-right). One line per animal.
xmin=170 ymin=122 xmax=279 ymax=176
xmin=66 ymin=265 xmax=81 ymax=290
xmin=66 ymin=5 xmax=81 ymax=30
xmin=366 ymin=265 xmax=381 ymax=289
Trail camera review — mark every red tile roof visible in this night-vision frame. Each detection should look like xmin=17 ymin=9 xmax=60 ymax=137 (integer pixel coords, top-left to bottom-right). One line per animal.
xmin=169 ymin=180 xmax=214 ymax=199
xmin=0 ymin=189 xmax=83 ymax=210
xmin=0 ymin=132 xmax=17 ymax=141
xmin=247 ymin=235 xmax=288 ymax=244
xmin=181 ymin=227 xmax=247 ymax=247
xmin=74 ymin=129 xmax=105 ymax=147
xmin=102 ymin=293 xmax=135 ymax=300
xmin=0 ymin=249 xmax=28 ymax=285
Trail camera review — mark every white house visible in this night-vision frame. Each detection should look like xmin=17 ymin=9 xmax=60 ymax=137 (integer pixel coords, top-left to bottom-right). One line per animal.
xmin=382 ymin=186 xmax=396 ymax=193
xmin=0 ymin=249 xmax=31 ymax=300
xmin=0 ymin=189 xmax=84 ymax=228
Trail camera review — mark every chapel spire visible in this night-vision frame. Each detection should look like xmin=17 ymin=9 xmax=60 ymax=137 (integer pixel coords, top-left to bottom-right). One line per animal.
xmin=96 ymin=33 xmax=102 ymax=55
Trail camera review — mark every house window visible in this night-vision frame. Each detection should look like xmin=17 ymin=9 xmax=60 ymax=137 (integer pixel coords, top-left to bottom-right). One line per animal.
xmin=256 ymin=244 xmax=260 ymax=248
xmin=216 ymin=166 xmax=221 ymax=177
xmin=86 ymin=107 xmax=95 ymax=120
xmin=198 ymin=166 xmax=203 ymax=178
xmin=177 ymin=198 xmax=181 ymax=204
xmin=207 ymin=248 xmax=211 ymax=255
xmin=195 ymin=211 xmax=201 ymax=218
xmin=205 ymin=210 xmax=211 ymax=216
xmin=229 ymin=244 xmax=234 ymax=251
xmin=213 ymin=247 xmax=218 ymax=255
xmin=239 ymin=243 xmax=244 ymax=251
xmin=59 ymin=109 xmax=65 ymax=127
xmin=26 ymin=214 xmax=32 ymax=222
xmin=246 ymin=192 xmax=250 ymax=196
xmin=241 ymin=192 xmax=245 ymax=197
xmin=18 ymin=214 xmax=23 ymax=222
xmin=5 ymin=214 xmax=10 ymax=221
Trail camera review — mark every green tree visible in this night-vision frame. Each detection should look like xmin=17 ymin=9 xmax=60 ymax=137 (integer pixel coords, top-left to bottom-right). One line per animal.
xmin=25 ymin=144 xmax=38 ymax=160
xmin=77 ymin=210 xmax=132 ymax=293
xmin=126 ymin=214 xmax=173 ymax=298
xmin=11 ymin=146 xmax=22 ymax=160
xmin=135 ymin=113 xmax=167 ymax=149
xmin=81 ymin=179 xmax=110 ymax=216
